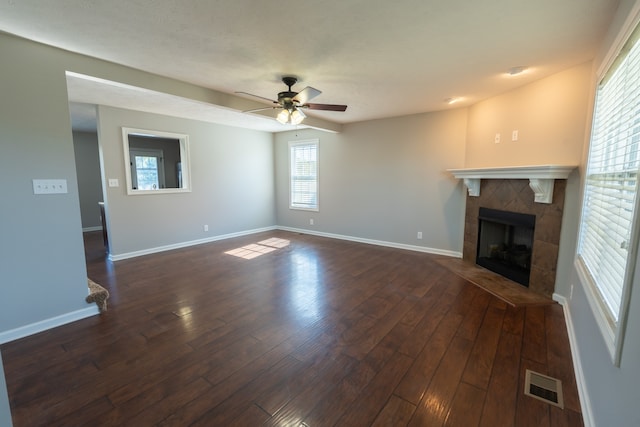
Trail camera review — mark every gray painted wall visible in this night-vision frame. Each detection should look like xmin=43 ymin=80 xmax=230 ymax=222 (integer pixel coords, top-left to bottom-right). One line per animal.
xmin=98 ymin=106 xmax=275 ymax=257
xmin=274 ymin=109 xmax=467 ymax=253
xmin=0 ymin=352 xmax=12 ymax=427
xmin=0 ymin=33 xmax=89 ymax=334
xmin=73 ymin=131 xmax=103 ymax=229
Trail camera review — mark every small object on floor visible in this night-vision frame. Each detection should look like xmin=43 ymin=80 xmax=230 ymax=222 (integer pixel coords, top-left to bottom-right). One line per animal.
xmin=86 ymin=279 xmax=109 ymax=312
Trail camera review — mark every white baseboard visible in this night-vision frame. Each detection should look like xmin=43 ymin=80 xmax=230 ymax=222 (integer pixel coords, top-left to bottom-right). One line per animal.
xmin=0 ymin=305 xmax=100 ymax=345
xmin=108 ymin=225 xmax=463 ymax=262
xmin=109 ymin=226 xmax=278 ymax=261
xmin=276 ymin=226 xmax=463 ymax=258
xmin=552 ymin=293 xmax=594 ymax=427
xmin=109 ymin=226 xmax=462 ymax=261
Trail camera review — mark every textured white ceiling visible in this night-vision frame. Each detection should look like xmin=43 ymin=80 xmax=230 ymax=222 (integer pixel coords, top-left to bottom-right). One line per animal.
xmin=0 ymin=0 xmax=619 ymax=132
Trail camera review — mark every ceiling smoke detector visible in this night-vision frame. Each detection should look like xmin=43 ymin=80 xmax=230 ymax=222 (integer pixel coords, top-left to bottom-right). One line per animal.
xmin=508 ymin=66 xmax=528 ymax=76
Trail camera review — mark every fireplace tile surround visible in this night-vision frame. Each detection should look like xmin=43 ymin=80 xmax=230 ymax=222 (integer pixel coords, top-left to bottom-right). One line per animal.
xmin=463 ymin=178 xmax=565 ymax=297
xmin=449 ymin=166 xmax=575 ymax=298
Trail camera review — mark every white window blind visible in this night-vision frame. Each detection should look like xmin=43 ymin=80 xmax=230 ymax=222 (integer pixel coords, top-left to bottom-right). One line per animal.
xmin=577 ymin=23 xmax=640 ymax=347
xmin=289 ymin=140 xmax=319 ymax=211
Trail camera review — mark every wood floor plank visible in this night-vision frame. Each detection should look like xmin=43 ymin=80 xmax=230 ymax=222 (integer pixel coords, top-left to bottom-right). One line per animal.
xmin=301 ymin=318 xmax=411 ymax=427
xmin=397 ymin=287 xmax=460 ymax=358
xmin=7 ymin=357 xmax=99 ymax=407
xmin=479 ymin=330 xmax=523 ymax=427
xmin=0 ymin=230 xmax=582 ymax=426
xmin=408 ymin=336 xmax=474 ymax=426
xmin=262 ymin=353 xmax=358 ymax=427
xmin=227 ymin=403 xmax=271 ymax=426
xmin=522 ymin=305 xmax=548 ymax=365
xmin=254 ymin=345 xmax=345 ymax=416
xmin=502 ymin=304 xmax=526 ymax=336
xmin=394 ymin=309 xmax=464 ymax=405
xmin=104 ymin=365 xmax=214 ymax=425
xmin=335 ymin=351 xmax=414 ymax=426
xmin=371 ymin=395 xmax=417 ymax=427
xmin=49 ymin=397 xmax=114 ymax=427
xmin=455 ymin=290 xmax=491 ymax=341
xmin=461 ymin=303 xmax=506 ymax=390
xmin=550 ymin=406 xmax=585 ymax=427
xmin=444 ymin=382 xmax=486 ymax=427
xmin=157 ymin=331 xmax=316 ymax=426
xmin=190 ymin=355 xmax=305 ymax=426
xmin=121 ymin=377 xmax=212 ymax=427
xmin=343 ymin=296 xmax=416 ymax=360
xmin=2 ymin=335 xmax=75 ymax=376
xmin=198 ymin=335 xmax=273 ymax=386
xmin=399 ymin=284 xmax=442 ymax=328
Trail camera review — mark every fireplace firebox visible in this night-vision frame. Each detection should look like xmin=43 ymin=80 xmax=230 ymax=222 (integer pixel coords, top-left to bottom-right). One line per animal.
xmin=476 ymin=207 xmax=536 ymax=287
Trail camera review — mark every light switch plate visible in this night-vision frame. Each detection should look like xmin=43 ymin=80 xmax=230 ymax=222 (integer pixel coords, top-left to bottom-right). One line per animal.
xmin=33 ymin=179 xmax=68 ymax=194
xmin=108 ymin=179 xmax=119 ymax=187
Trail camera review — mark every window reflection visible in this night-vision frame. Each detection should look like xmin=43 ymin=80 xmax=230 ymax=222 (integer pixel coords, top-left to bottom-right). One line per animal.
xmin=289 ymin=251 xmax=322 ymax=322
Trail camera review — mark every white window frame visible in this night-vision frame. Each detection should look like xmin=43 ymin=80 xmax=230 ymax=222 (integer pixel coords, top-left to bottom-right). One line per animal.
xmin=289 ymin=139 xmax=319 ymax=211
xmin=576 ymin=5 xmax=640 ymax=366
xmin=122 ymin=127 xmax=192 ymax=196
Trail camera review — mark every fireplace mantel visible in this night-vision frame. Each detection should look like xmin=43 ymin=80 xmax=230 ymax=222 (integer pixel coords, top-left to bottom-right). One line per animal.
xmin=447 ymin=165 xmax=576 ymax=204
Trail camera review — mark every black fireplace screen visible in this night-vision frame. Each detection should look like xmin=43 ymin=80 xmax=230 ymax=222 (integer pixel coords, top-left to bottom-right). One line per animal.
xmin=476 ymin=207 xmax=535 ymax=287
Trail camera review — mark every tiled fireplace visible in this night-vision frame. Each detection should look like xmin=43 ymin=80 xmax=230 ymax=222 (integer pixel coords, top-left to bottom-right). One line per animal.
xmin=449 ymin=166 xmax=575 ymax=298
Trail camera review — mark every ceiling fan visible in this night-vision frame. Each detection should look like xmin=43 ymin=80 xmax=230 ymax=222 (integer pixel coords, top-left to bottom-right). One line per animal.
xmin=236 ymin=76 xmax=347 ymax=125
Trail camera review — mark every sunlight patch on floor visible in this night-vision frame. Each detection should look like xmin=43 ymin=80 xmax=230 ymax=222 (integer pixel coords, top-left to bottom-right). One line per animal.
xmin=225 ymin=238 xmax=290 ymax=259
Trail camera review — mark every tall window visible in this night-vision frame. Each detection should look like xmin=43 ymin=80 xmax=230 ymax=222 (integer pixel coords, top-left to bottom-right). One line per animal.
xmin=289 ymin=140 xmax=319 ymax=211
xmin=577 ymin=23 xmax=640 ymax=364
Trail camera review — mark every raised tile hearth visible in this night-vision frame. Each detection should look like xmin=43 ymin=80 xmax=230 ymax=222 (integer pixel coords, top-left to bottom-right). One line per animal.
xmin=437 ymin=258 xmax=554 ymax=306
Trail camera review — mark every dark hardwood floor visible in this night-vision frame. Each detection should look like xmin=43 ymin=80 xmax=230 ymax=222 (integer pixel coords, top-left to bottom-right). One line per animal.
xmin=1 ymin=230 xmax=583 ymax=426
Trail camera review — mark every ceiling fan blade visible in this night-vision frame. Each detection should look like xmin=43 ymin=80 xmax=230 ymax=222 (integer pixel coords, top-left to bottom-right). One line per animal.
xmin=293 ymin=86 xmax=321 ymax=105
xmin=302 ymin=103 xmax=348 ymax=112
xmin=235 ymin=91 xmax=279 ymax=104
xmin=242 ymin=106 xmax=280 ymax=113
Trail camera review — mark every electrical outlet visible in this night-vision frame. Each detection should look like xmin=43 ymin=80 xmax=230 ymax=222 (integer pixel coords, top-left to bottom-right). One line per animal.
xmin=204 ymin=224 xmax=209 ymax=232
xmin=417 ymin=231 xmax=423 ymax=239
xmin=512 ymin=130 xmax=519 ymax=141
xmin=310 ymin=219 xmax=314 ymax=225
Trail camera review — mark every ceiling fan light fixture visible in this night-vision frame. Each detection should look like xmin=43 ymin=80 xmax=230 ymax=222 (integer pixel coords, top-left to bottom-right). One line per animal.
xmin=239 ymin=77 xmax=346 ymax=124
xmin=276 ymin=109 xmax=290 ymax=124
xmin=290 ymin=108 xmax=306 ymax=125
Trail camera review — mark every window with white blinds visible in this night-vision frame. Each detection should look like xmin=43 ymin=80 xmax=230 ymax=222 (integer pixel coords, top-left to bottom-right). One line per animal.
xmin=577 ymin=22 xmax=640 ymax=362
xmin=289 ymin=140 xmax=319 ymax=211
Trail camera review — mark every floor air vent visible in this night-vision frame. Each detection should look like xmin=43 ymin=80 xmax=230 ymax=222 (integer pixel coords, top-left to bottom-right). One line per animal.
xmin=524 ymin=369 xmax=564 ymax=408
